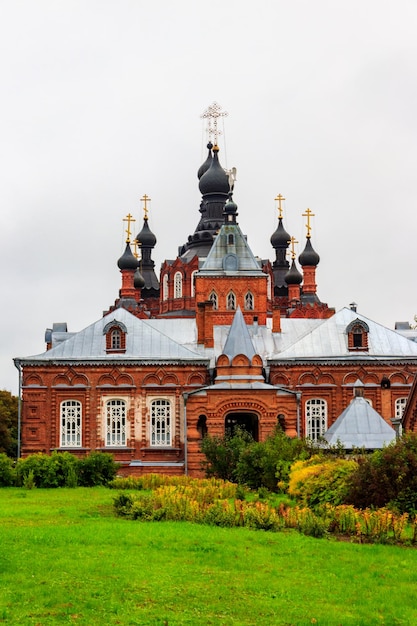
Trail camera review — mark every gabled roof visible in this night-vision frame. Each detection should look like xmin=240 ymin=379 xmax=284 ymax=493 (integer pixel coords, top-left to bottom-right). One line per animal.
xmin=323 ymin=396 xmax=396 ymax=449
xmin=199 ymin=222 xmax=264 ymax=275
xmin=222 ymin=307 xmax=256 ymax=360
xmin=18 ymin=308 xmax=208 ymax=364
xmin=269 ymin=308 xmax=417 ymax=362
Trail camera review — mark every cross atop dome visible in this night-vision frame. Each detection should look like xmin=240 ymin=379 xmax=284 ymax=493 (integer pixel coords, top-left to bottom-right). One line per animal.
xmin=141 ymin=194 xmax=151 ymax=220
xmin=275 ymin=194 xmax=286 ymax=219
xmin=302 ymin=208 xmax=315 ymax=238
xmin=200 ymin=101 xmax=228 ymax=145
xmin=123 ymin=213 xmax=136 ymax=243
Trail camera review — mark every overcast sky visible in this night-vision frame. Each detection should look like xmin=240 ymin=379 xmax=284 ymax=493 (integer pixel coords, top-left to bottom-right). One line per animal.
xmin=2 ymin=0 xmax=417 ymax=394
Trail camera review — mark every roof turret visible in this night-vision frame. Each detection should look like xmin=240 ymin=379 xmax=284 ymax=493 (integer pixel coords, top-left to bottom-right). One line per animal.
xmin=198 ymin=145 xmax=230 ymax=196
xmin=285 ymin=259 xmax=303 ymax=285
xmin=117 ymin=243 xmax=139 ymax=271
xmin=299 ymin=237 xmax=320 ymax=267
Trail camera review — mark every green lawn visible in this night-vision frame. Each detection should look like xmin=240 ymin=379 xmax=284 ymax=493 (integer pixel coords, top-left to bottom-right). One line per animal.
xmin=0 ymin=488 xmax=416 ymax=625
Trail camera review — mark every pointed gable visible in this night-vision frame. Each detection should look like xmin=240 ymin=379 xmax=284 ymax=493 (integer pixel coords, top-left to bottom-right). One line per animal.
xmin=222 ymin=307 xmax=257 ymax=361
xmin=199 ymin=223 xmax=264 ymax=275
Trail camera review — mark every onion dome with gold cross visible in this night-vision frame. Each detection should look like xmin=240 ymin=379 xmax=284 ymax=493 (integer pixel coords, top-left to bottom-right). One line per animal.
xmin=134 ymin=195 xmax=160 ymax=296
xmin=299 ymin=237 xmax=320 ymax=267
xmin=198 ymin=144 xmax=230 ymax=196
xmin=284 ymin=259 xmax=303 ymax=285
xmin=117 ymin=242 xmax=139 ymax=271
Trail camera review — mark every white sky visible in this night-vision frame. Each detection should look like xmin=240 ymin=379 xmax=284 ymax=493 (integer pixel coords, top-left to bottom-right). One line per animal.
xmin=2 ymin=0 xmax=417 ymax=394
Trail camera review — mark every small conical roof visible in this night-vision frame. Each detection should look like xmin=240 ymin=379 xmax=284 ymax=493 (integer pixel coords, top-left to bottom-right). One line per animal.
xmin=222 ymin=307 xmax=256 ymax=361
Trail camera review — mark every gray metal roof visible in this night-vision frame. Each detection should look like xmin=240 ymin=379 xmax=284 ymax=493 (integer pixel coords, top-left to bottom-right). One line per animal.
xmin=222 ymin=307 xmax=256 ymax=360
xmin=323 ymin=396 xmax=396 ymax=449
xmin=19 ymin=308 xmax=208 ymax=364
xmin=199 ymin=222 xmax=264 ymax=275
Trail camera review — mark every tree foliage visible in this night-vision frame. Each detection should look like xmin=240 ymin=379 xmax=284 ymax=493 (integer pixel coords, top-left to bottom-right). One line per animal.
xmin=0 ymin=390 xmax=18 ymax=458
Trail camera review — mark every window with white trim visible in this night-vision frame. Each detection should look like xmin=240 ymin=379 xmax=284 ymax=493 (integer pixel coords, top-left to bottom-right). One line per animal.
xmin=305 ymin=398 xmax=327 ymax=441
xmin=60 ymin=400 xmax=82 ymax=447
xmin=209 ymin=290 xmax=218 ymax=310
xmin=105 ymin=399 xmax=127 ymax=446
xmin=111 ymin=329 xmax=121 ymax=350
xmin=174 ymin=272 xmax=183 ymax=298
xmin=227 ymin=291 xmax=236 ymax=311
xmin=151 ymin=399 xmax=171 ymax=446
xmin=163 ymin=274 xmax=169 ymax=301
xmin=395 ymin=397 xmax=407 ymax=419
xmin=245 ymin=291 xmax=254 ymax=310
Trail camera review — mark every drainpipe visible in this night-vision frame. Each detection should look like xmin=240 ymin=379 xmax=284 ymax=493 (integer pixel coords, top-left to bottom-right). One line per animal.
xmin=183 ymin=392 xmax=188 ymax=476
xmin=13 ymin=359 xmax=22 ymax=460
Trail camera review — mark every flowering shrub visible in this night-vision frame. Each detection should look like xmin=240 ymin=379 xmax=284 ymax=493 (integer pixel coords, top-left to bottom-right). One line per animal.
xmin=288 ymin=456 xmax=358 ymax=507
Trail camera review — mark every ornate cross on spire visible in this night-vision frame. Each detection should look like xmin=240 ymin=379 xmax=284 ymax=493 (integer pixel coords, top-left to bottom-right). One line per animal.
xmin=302 ymin=208 xmax=315 ymax=238
xmin=123 ymin=213 xmax=136 ymax=243
xmin=275 ymin=194 xmax=286 ymax=219
xmin=288 ymin=236 xmax=298 ymax=260
xmin=140 ymin=194 xmax=151 ymax=220
xmin=200 ymin=101 xmax=228 ymax=145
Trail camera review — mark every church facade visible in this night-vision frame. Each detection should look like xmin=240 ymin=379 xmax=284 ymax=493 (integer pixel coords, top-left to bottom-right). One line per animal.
xmin=15 ymin=106 xmax=417 ymax=475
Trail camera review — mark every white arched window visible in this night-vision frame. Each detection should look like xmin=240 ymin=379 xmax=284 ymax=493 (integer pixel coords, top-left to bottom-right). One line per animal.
xmin=150 ymin=399 xmax=171 ymax=446
xmin=191 ymin=270 xmax=197 ymax=297
xmin=395 ymin=397 xmax=407 ymax=419
xmin=111 ymin=329 xmax=121 ymax=350
xmin=245 ymin=291 xmax=254 ymax=310
xmin=209 ymin=291 xmax=218 ymax=310
xmin=174 ymin=272 xmax=183 ymax=298
xmin=305 ymin=398 xmax=327 ymax=441
xmin=162 ymin=274 xmax=169 ymax=301
xmin=105 ymin=399 xmax=127 ymax=447
xmin=267 ymin=274 xmax=272 ymax=300
xmin=60 ymin=400 xmax=82 ymax=447
xmin=227 ymin=291 xmax=236 ymax=311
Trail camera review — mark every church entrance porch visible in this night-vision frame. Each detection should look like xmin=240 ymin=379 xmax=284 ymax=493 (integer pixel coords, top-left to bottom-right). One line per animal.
xmin=225 ymin=412 xmax=259 ymax=441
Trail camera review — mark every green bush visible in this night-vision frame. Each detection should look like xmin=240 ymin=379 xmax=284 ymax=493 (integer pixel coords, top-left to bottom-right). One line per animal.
xmin=347 ymin=434 xmax=417 ymax=515
xmin=16 ymin=452 xmax=80 ymax=488
xmin=288 ymin=456 xmax=358 ymax=508
xmin=0 ymin=452 xmax=16 ymax=486
xmin=200 ymin=427 xmax=253 ymax=482
xmin=78 ymin=452 xmax=119 ymax=486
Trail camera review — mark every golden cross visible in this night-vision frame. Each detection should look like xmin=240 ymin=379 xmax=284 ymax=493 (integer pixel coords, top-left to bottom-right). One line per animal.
xmin=141 ymin=194 xmax=151 ymax=219
xmin=275 ymin=194 xmax=286 ymax=219
xmin=302 ymin=208 xmax=315 ymax=238
xmin=132 ymin=239 xmax=140 ymax=260
xmin=123 ymin=213 xmax=136 ymax=243
xmin=288 ymin=236 xmax=298 ymax=260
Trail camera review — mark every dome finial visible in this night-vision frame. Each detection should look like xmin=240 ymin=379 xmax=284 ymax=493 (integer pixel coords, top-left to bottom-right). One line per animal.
xmin=289 ymin=236 xmax=298 ymax=260
xmin=140 ymin=194 xmax=151 ymax=220
xmin=302 ymin=208 xmax=315 ymax=239
xmin=123 ymin=213 xmax=136 ymax=243
xmin=275 ymin=194 xmax=286 ymax=219
xmin=200 ymin=101 xmax=228 ymax=146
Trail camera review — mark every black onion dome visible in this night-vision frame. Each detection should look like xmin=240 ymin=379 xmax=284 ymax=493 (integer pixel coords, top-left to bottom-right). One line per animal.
xmin=270 ymin=218 xmax=291 ymax=249
xmin=117 ymin=243 xmax=139 ymax=270
xmin=134 ymin=267 xmax=145 ymax=289
xmin=136 ymin=218 xmax=156 ymax=248
xmin=198 ymin=145 xmax=229 ymax=195
xmin=197 ymin=142 xmax=213 ymax=180
xmin=285 ymin=259 xmax=303 ymax=285
xmin=299 ymin=238 xmax=320 ymax=267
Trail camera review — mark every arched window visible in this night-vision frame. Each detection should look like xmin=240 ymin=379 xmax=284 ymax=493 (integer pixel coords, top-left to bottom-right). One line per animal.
xmin=245 ymin=291 xmax=254 ymax=310
xmin=395 ymin=397 xmax=407 ymax=419
xmin=105 ymin=399 xmax=127 ymax=447
xmin=174 ymin=272 xmax=183 ymax=298
xmin=305 ymin=398 xmax=327 ymax=441
xmin=227 ymin=291 xmax=236 ymax=311
xmin=111 ymin=329 xmax=121 ymax=350
xmin=163 ymin=274 xmax=169 ymax=301
xmin=228 ymin=233 xmax=235 ymax=245
xmin=191 ymin=270 xmax=197 ymax=297
xmin=197 ymin=415 xmax=208 ymax=438
xmin=209 ymin=291 xmax=218 ymax=310
xmin=60 ymin=400 xmax=82 ymax=447
xmin=346 ymin=319 xmax=369 ymax=351
xmin=150 ymin=399 xmax=171 ymax=446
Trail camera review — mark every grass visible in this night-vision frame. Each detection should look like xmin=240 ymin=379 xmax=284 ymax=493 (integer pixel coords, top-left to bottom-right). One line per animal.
xmin=1 ymin=488 xmax=417 ymax=625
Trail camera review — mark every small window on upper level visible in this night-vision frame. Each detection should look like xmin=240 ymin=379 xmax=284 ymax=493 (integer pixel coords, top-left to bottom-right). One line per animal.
xmin=228 ymin=233 xmax=235 ymax=245
xmin=227 ymin=291 xmax=236 ymax=311
xmin=174 ymin=272 xmax=183 ymax=298
xmin=209 ymin=291 xmax=218 ymax=310
xmin=103 ymin=320 xmax=127 ymax=353
xmin=162 ymin=274 xmax=169 ymax=301
xmin=346 ymin=319 xmax=369 ymax=352
xmin=191 ymin=270 xmax=198 ymax=297
xmin=245 ymin=291 xmax=254 ymax=310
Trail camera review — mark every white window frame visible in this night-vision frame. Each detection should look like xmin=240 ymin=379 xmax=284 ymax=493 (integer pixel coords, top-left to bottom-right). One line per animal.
xmin=209 ymin=290 xmax=218 ymax=310
xmin=245 ymin=291 xmax=254 ymax=310
xmin=60 ymin=400 xmax=82 ymax=447
xmin=162 ymin=274 xmax=169 ymax=301
xmin=105 ymin=399 xmax=127 ymax=447
xmin=111 ymin=328 xmax=121 ymax=350
xmin=395 ymin=397 xmax=407 ymax=419
xmin=227 ymin=291 xmax=236 ymax=311
xmin=150 ymin=399 xmax=172 ymax=447
xmin=305 ymin=398 xmax=327 ymax=441
xmin=174 ymin=272 xmax=183 ymax=298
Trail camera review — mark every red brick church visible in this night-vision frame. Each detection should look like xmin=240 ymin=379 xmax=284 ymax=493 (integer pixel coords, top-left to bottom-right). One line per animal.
xmin=15 ymin=104 xmax=417 ymax=475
